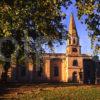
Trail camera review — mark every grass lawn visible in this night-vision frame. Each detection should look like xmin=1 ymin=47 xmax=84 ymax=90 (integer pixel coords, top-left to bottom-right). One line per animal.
xmin=0 ymin=83 xmax=100 ymax=100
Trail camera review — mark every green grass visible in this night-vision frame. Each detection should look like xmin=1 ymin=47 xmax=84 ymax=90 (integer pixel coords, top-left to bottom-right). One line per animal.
xmin=0 ymin=84 xmax=100 ymax=100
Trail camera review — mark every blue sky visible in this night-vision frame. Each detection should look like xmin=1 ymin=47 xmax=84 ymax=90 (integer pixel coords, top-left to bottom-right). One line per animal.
xmin=45 ymin=4 xmax=93 ymax=56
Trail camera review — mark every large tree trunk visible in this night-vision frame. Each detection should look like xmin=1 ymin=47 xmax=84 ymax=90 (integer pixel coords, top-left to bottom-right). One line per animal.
xmin=1 ymin=61 xmax=10 ymax=83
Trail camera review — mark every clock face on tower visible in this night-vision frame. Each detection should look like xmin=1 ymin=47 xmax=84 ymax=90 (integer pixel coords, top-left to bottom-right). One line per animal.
xmin=72 ymin=48 xmax=77 ymax=52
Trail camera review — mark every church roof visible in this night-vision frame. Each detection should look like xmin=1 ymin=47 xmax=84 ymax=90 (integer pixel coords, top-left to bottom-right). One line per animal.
xmin=68 ymin=14 xmax=78 ymax=37
xmin=44 ymin=53 xmax=65 ymax=56
xmin=43 ymin=53 xmax=66 ymax=59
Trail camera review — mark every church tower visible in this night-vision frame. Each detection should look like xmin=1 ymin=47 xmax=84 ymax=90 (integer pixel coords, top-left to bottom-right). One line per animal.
xmin=66 ymin=14 xmax=81 ymax=56
xmin=66 ymin=14 xmax=83 ymax=83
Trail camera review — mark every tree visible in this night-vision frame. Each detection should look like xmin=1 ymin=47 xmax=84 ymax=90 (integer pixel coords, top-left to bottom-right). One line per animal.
xmin=75 ymin=0 xmax=100 ymax=53
xmin=0 ymin=39 xmax=15 ymax=82
xmin=0 ymin=0 xmax=72 ymax=81
xmin=0 ymin=0 xmax=72 ymax=54
xmin=0 ymin=0 xmax=99 ymax=59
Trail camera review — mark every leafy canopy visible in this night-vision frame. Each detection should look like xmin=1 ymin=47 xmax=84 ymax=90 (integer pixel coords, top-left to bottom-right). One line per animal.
xmin=0 ymin=0 xmax=99 ymax=58
xmin=76 ymin=0 xmax=100 ymax=54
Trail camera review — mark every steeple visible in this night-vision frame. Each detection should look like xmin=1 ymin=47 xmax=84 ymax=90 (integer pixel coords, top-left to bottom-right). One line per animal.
xmin=68 ymin=14 xmax=78 ymax=37
xmin=66 ymin=14 xmax=81 ymax=56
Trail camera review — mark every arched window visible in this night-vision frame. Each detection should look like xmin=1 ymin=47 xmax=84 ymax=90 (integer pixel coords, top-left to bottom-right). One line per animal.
xmin=79 ymin=72 xmax=83 ymax=81
xmin=73 ymin=60 xmax=78 ymax=66
xmin=69 ymin=38 xmax=71 ymax=44
xmin=72 ymin=48 xmax=77 ymax=52
xmin=20 ymin=65 xmax=26 ymax=77
xmin=72 ymin=71 xmax=78 ymax=82
xmin=54 ymin=66 xmax=59 ymax=77
xmin=73 ymin=38 xmax=76 ymax=44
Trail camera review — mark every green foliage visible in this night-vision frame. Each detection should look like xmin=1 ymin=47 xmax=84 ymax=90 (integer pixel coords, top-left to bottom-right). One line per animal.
xmin=76 ymin=0 xmax=100 ymax=53
xmin=0 ymin=59 xmax=4 ymax=65
xmin=1 ymin=39 xmax=15 ymax=58
xmin=0 ymin=0 xmax=72 ymax=62
xmin=0 ymin=0 xmax=71 ymax=39
xmin=0 ymin=0 xmax=99 ymax=60
xmin=93 ymin=55 xmax=99 ymax=61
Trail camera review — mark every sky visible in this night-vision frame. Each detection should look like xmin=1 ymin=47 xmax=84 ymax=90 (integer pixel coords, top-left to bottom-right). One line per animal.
xmin=45 ymin=3 xmax=94 ymax=56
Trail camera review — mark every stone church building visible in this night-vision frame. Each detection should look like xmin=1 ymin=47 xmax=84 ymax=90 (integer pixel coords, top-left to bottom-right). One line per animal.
xmin=0 ymin=14 xmax=100 ymax=84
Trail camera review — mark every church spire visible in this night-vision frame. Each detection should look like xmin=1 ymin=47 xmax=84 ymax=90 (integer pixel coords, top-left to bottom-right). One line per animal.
xmin=66 ymin=14 xmax=81 ymax=56
xmin=68 ymin=14 xmax=78 ymax=37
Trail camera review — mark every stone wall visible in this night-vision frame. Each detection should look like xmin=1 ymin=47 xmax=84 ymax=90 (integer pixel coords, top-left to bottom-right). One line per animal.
xmin=67 ymin=56 xmax=83 ymax=83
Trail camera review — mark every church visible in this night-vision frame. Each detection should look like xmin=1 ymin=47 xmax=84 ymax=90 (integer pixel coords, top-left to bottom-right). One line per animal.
xmin=0 ymin=14 xmax=100 ymax=84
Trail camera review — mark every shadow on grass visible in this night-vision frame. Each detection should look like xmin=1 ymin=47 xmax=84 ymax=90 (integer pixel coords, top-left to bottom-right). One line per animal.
xmin=0 ymin=82 xmax=99 ymax=99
